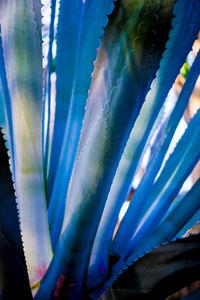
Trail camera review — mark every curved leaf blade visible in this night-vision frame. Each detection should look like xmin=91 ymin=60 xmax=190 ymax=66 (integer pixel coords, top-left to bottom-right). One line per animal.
xmin=87 ymin=0 xmax=174 ymax=289
xmin=36 ymin=2 xmax=176 ymax=299
xmin=101 ymin=0 xmax=200 ymax=253
xmin=110 ymin=47 xmax=200 ymax=263
xmin=47 ymin=0 xmax=118 ymax=251
xmin=125 ymin=109 xmax=200 ymax=257
xmin=0 ymin=0 xmax=52 ymax=286
xmin=126 ymin=177 xmax=200 ymax=264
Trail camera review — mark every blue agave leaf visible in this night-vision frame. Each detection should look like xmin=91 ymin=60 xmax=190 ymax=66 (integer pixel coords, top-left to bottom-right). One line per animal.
xmin=92 ymin=110 xmax=200 ymax=299
xmin=0 ymin=129 xmax=32 ymax=299
xmin=124 ymin=177 xmax=200 ymax=264
xmin=124 ymin=109 xmax=200 ymax=258
xmin=72 ymin=0 xmax=144 ymax=155
xmin=99 ymin=0 xmax=200 ymax=254
xmin=110 ymin=47 xmax=200 ymax=263
xmin=87 ymin=0 xmax=200 ymax=289
xmin=47 ymin=0 xmax=118 ymax=250
xmin=0 ymin=0 xmax=52 ymax=286
xmin=47 ymin=0 xmax=156 ymax=251
xmin=147 ymin=116 xmax=170 ymax=165
xmin=42 ymin=0 xmax=56 ymax=186
xmin=47 ymin=0 xmax=117 ymax=203
xmin=87 ymin=0 xmax=175 ymax=289
xmin=161 ymin=191 xmax=186 ymax=221
xmin=47 ymin=0 xmax=146 ymax=251
xmin=36 ymin=3 xmax=176 ymax=299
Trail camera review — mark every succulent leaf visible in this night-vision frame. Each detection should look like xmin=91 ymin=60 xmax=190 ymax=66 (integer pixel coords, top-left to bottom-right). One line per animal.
xmin=0 ymin=0 xmax=52 ymax=287
xmin=47 ymin=0 xmax=118 ymax=251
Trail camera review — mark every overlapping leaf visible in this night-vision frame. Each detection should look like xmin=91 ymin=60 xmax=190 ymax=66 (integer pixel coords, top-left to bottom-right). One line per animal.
xmin=87 ymin=0 xmax=175 ymax=289
xmin=47 ymin=0 xmax=118 ymax=251
xmin=110 ymin=47 xmax=200 ymax=264
xmin=36 ymin=0 xmax=179 ymax=298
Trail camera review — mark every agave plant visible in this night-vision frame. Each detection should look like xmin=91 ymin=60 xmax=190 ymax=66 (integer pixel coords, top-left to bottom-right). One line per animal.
xmin=0 ymin=0 xmax=200 ymax=299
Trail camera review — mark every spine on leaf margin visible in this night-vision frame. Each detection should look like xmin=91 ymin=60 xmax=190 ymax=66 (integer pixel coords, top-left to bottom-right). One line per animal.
xmin=110 ymin=46 xmax=200 ymax=265
xmin=47 ymin=0 xmax=118 ymax=252
xmin=87 ymin=0 xmax=174 ymax=289
xmin=0 ymin=129 xmax=32 ymax=299
xmin=93 ymin=109 xmax=200 ymax=300
xmin=88 ymin=0 xmax=200 ymax=297
xmin=36 ymin=1 xmax=166 ymax=299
